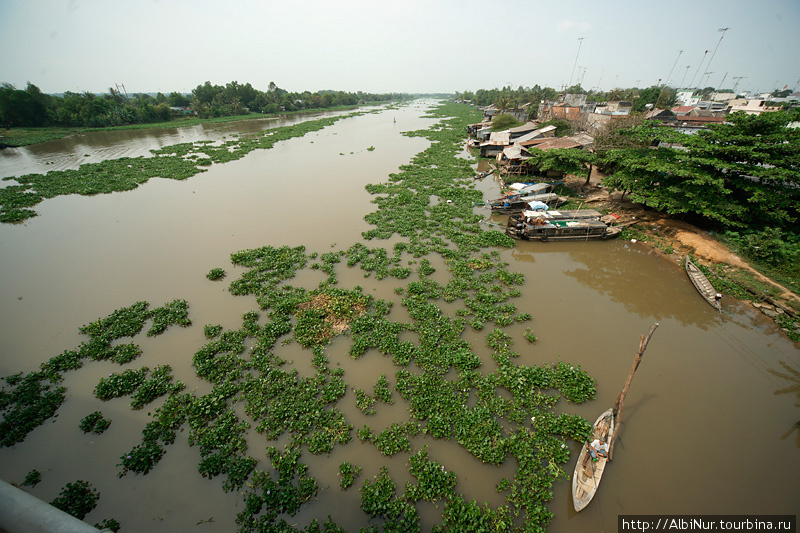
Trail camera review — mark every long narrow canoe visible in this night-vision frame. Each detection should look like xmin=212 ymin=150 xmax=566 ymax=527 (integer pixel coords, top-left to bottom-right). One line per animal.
xmin=686 ymin=258 xmax=721 ymax=310
xmin=572 ymin=408 xmax=615 ymax=512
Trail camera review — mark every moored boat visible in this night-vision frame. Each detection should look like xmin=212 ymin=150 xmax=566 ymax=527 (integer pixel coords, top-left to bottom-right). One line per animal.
xmin=685 ymin=258 xmax=722 ymax=309
xmin=489 ymin=182 xmax=563 ymax=214
xmin=505 ymin=210 xmax=621 ymax=241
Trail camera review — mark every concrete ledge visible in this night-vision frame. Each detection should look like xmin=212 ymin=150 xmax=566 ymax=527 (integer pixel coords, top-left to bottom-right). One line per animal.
xmin=0 ymin=478 xmax=109 ymax=533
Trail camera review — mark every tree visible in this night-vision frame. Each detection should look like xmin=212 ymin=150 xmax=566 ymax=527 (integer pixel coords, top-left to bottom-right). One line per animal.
xmin=490 ymin=113 xmax=521 ymax=131
xmin=565 ymin=84 xmax=586 ymax=94
xmin=0 ymin=83 xmax=49 ymax=127
xmin=632 ymin=86 xmax=660 ymax=112
xmin=525 ymin=148 xmax=594 ymax=183
xmin=496 ymin=96 xmax=512 ymax=112
xmin=167 ymin=92 xmax=190 ymax=107
xmin=600 ymin=110 xmax=800 ymax=228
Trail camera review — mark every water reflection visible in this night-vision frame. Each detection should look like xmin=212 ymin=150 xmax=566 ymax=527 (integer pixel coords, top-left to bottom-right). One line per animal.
xmin=770 ymin=361 xmax=800 ymax=447
xmin=0 ymin=109 xmax=357 ymax=180
xmin=560 ymin=241 xmax=722 ymax=328
xmin=1 ymin=101 xmax=799 ymax=531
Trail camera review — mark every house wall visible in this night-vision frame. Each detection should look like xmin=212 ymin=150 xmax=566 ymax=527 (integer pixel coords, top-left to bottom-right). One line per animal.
xmin=551 ymin=106 xmax=581 ymax=121
xmin=675 ymin=91 xmax=700 ymax=106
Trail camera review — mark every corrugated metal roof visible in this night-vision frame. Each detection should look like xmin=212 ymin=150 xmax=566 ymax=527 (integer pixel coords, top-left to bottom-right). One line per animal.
xmin=509 ymin=121 xmax=539 ymax=133
xmin=678 ymin=116 xmax=725 ymax=123
xmin=502 ymin=144 xmax=530 ymax=160
xmin=530 ymin=138 xmax=582 ymax=151
xmin=489 ymin=131 xmax=511 ymax=144
xmin=515 ymin=130 xmax=544 ymax=143
xmin=568 ymin=133 xmax=595 ymax=147
xmin=519 ymin=138 xmax=550 ymax=147
xmin=671 ymin=105 xmax=697 ymax=115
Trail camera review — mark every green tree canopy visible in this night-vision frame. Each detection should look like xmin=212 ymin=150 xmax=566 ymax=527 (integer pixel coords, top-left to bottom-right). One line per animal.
xmin=632 ymin=86 xmax=676 ymax=112
xmin=600 ymin=110 xmax=800 ymax=228
xmin=526 ymin=148 xmax=594 ymax=182
xmin=490 ymin=114 xmax=522 ymax=131
xmin=0 ymin=83 xmax=49 ymax=127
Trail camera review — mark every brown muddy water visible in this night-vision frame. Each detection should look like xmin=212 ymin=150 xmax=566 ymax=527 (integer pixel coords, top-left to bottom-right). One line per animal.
xmin=0 ymin=102 xmax=798 ymax=532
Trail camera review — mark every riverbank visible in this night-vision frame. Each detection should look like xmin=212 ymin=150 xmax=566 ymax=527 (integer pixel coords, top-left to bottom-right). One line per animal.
xmin=0 ymin=103 xmax=388 ymax=148
xmin=559 ymin=171 xmax=800 ymax=342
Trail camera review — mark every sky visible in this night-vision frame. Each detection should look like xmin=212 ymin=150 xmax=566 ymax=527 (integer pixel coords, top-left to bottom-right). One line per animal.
xmin=1 ymin=0 xmax=799 ymax=96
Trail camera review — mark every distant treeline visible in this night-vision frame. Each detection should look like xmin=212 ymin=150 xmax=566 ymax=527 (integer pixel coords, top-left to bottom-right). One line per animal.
xmin=456 ymin=84 xmax=681 ymax=117
xmin=0 ymin=81 xmax=409 ymax=128
xmin=459 ymin=84 xmax=797 ymax=119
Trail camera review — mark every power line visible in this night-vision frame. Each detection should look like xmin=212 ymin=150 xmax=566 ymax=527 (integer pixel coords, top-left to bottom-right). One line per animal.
xmin=664 ymin=50 xmax=683 ymax=87
xmin=689 ymin=50 xmax=708 ymax=88
xmin=704 ymin=28 xmax=731 ymax=86
xmin=680 ymin=65 xmax=690 ymax=88
xmin=568 ymin=37 xmax=584 ymax=89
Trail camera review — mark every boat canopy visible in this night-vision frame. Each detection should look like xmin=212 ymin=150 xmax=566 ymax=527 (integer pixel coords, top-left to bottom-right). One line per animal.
xmin=526 ymin=201 xmax=549 ymax=210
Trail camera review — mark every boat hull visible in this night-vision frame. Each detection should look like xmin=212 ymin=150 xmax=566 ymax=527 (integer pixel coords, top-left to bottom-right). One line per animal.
xmin=572 ymin=408 xmax=616 ymax=512
xmin=686 ymin=259 xmax=721 ymax=309
xmin=506 ymin=218 xmax=621 ymax=241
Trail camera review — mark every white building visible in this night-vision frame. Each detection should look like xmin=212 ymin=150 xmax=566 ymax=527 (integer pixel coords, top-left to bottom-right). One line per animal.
xmin=675 ymin=90 xmax=700 ymax=106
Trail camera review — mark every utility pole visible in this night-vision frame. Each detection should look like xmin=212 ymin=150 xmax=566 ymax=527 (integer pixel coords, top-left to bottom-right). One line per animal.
xmin=680 ymin=65 xmax=690 ymax=89
xmin=718 ymin=72 xmax=728 ymax=90
xmin=704 ymin=28 xmax=731 ymax=85
xmin=596 ymin=68 xmax=605 ymax=92
xmin=689 ymin=50 xmax=708 ymax=88
xmin=568 ymin=37 xmax=585 ymax=90
xmin=702 ymin=72 xmax=714 ymax=89
xmin=665 ymin=50 xmax=683 ymax=87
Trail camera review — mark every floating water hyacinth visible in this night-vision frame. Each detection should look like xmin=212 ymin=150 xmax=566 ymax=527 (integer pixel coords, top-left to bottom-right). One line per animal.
xmin=0 ymin=102 xmax=598 ymax=533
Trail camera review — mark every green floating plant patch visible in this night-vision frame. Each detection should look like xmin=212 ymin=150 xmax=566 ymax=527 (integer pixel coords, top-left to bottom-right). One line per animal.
xmin=80 ymin=411 xmax=111 ymax=434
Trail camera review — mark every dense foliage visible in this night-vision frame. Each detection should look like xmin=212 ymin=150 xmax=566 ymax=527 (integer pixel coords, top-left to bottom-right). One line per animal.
xmin=0 ymin=81 xmax=405 ymax=129
xmin=491 ymin=114 xmax=522 ymax=131
xmin=599 ymin=109 xmax=800 ymax=230
xmin=456 ymin=84 xmax=677 ymax=119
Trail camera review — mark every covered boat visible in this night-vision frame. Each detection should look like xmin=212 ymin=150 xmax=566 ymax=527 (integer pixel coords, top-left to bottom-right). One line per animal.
xmin=489 ymin=183 xmax=562 ymax=214
xmin=505 ymin=210 xmax=621 ymax=241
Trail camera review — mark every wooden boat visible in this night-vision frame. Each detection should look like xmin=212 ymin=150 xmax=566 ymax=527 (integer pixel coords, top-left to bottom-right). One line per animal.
xmin=685 ymin=258 xmax=721 ymax=309
xmin=572 ymin=408 xmax=615 ymax=512
xmin=489 ymin=183 xmax=563 ymax=214
xmin=571 ymin=324 xmax=659 ymax=513
xmin=508 ymin=209 xmax=604 ymax=224
xmin=505 ymin=211 xmax=621 ymax=241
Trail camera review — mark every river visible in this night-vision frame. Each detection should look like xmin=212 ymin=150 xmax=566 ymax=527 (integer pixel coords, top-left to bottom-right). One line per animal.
xmin=0 ymin=102 xmax=797 ymax=532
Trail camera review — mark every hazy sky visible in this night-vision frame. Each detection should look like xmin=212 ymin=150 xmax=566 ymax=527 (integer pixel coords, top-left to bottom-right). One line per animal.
xmin=1 ymin=0 xmax=799 ymax=96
